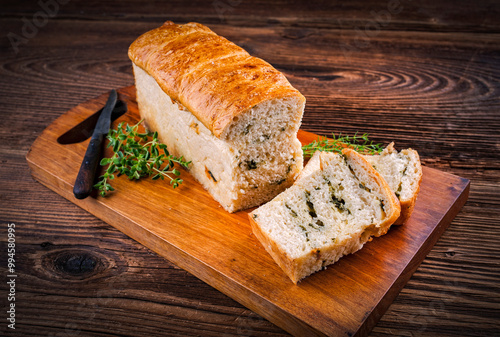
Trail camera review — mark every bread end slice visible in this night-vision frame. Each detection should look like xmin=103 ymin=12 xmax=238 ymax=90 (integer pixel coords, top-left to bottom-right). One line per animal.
xmin=364 ymin=143 xmax=422 ymax=225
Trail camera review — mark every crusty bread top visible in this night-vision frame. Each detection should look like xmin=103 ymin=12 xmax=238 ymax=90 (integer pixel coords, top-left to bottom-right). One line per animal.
xmin=128 ymin=21 xmax=305 ymax=138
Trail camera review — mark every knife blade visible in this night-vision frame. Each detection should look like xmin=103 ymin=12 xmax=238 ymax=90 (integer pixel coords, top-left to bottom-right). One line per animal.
xmin=73 ymin=89 xmax=118 ymax=199
xmin=57 ymin=99 xmax=127 ymax=145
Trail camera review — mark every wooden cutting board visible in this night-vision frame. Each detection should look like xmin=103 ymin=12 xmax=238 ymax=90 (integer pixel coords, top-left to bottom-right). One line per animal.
xmin=26 ymin=86 xmax=470 ymax=337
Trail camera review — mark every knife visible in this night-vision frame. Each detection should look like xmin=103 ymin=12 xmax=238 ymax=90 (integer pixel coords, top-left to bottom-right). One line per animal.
xmin=57 ymin=99 xmax=127 ymax=145
xmin=73 ymin=89 xmax=118 ymax=199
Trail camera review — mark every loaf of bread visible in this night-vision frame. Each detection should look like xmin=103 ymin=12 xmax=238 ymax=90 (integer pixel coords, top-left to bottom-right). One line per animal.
xmin=363 ymin=143 xmax=422 ymax=224
xmin=128 ymin=21 xmax=305 ymax=212
xmin=249 ymin=149 xmax=401 ymax=283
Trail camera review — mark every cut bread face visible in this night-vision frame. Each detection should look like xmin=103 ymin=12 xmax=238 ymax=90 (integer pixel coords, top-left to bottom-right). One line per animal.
xmin=249 ymin=149 xmax=400 ymax=284
xmin=363 ymin=143 xmax=422 ymax=224
xmin=302 ymin=143 xmax=423 ymax=225
xmin=133 ymin=64 xmax=304 ymax=212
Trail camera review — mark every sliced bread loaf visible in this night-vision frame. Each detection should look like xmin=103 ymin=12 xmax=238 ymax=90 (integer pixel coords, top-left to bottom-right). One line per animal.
xmin=249 ymin=148 xmax=400 ymax=284
xmin=129 ymin=22 xmax=305 ymax=212
xmin=363 ymin=143 xmax=422 ymax=224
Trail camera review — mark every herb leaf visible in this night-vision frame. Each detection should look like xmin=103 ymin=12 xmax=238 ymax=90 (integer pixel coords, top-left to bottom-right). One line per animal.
xmin=302 ymin=132 xmax=383 ymax=158
xmin=94 ymin=120 xmax=191 ymax=197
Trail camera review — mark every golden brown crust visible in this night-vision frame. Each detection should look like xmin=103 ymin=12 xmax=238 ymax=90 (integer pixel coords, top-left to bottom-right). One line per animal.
xmin=129 ymin=21 xmax=305 ymax=138
xmin=341 ymin=148 xmax=401 ymax=230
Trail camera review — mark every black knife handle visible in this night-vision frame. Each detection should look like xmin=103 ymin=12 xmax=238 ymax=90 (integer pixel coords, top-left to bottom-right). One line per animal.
xmin=73 ymin=133 xmax=104 ymax=199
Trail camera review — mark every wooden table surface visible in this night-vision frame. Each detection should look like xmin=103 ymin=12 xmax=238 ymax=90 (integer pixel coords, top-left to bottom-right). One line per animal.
xmin=1 ymin=1 xmax=499 ymax=336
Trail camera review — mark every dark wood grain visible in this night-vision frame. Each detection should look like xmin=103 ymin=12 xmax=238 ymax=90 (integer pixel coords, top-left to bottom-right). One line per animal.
xmin=1 ymin=1 xmax=499 ymax=336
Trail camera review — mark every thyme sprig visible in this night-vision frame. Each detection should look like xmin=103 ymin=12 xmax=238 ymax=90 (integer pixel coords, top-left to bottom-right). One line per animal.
xmin=94 ymin=120 xmax=191 ymax=197
xmin=302 ymin=132 xmax=384 ymax=158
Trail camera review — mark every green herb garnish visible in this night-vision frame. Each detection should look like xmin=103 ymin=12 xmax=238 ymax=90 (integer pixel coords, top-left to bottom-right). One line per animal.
xmin=302 ymin=132 xmax=383 ymax=158
xmin=94 ymin=120 xmax=191 ymax=197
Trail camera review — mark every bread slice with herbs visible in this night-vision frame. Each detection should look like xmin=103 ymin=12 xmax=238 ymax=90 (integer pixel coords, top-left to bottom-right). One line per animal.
xmin=363 ymin=142 xmax=422 ymax=225
xmin=249 ymin=148 xmax=400 ymax=284
xmin=302 ymin=143 xmax=422 ymax=225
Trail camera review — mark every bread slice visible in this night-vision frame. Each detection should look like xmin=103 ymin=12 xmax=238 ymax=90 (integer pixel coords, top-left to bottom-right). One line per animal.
xmin=249 ymin=148 xmax=400 ymax=284
xmin=301 ymin=143 xmax=422 ymax=225
xmin=363 ymin=143 xmax=422 ymax=224
xmin=128 ymin=22 xmax=305 ymax=212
